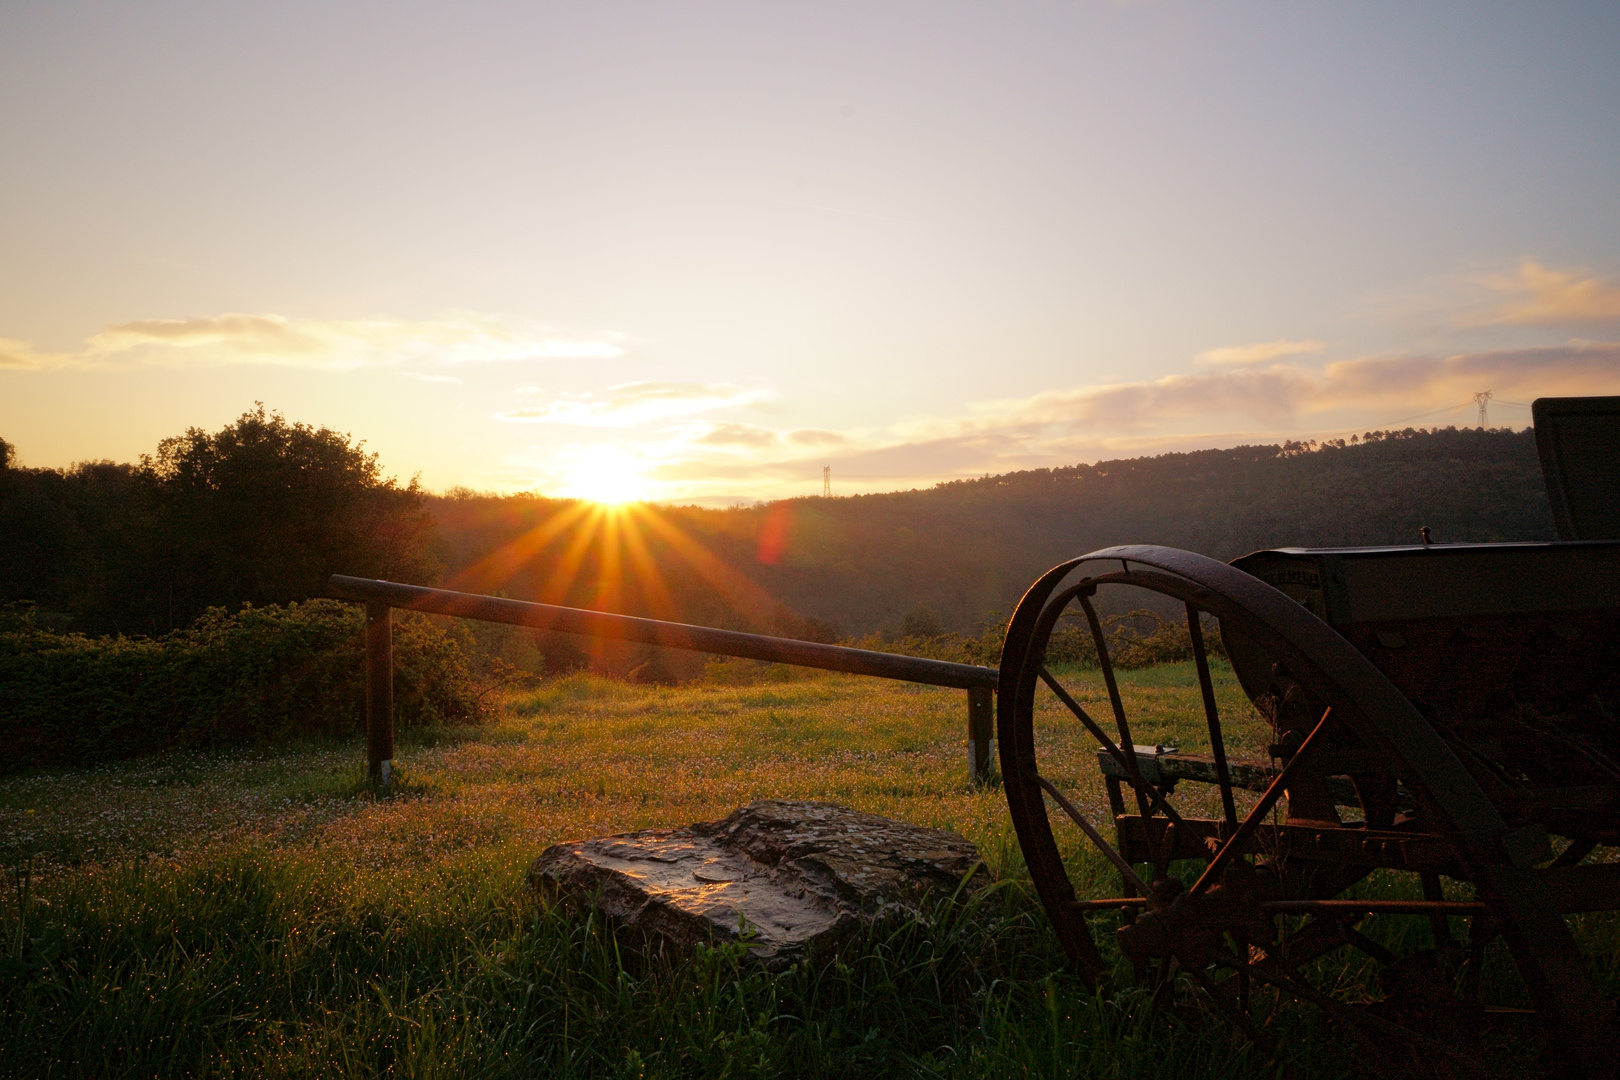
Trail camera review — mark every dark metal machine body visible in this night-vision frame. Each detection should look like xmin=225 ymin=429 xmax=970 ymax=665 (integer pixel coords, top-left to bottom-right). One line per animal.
xmin=1229 ymin=541 xmax=1620 ymax=841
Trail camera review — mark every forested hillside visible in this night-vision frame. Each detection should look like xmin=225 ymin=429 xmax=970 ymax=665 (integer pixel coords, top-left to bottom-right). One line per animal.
xmin=2 ymin=420 xmax=1554 ymax=649
xmin=429 ymin=426 xmax=1555 ymax=639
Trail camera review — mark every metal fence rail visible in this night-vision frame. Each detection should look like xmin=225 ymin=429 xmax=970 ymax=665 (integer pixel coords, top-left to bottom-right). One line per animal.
xmin=328 ymin=575 xmax=1000 ymax=786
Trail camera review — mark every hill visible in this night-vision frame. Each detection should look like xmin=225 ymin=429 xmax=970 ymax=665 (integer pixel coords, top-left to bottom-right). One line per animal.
xmin=2 ymin=422 xmax=1554 ymax=657
xmin=427 ymin=426 xmax=1555 ymax=643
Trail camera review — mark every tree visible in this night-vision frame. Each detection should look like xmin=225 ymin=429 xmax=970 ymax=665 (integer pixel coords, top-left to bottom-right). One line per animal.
xmin=0 ymin=407 xmax=441 ymax=635
xmin=93 ymin=405 xmax=441 ymax=632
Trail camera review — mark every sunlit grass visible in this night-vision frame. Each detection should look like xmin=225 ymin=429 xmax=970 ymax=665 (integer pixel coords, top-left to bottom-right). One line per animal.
xmin=0 ymin=661 xmax=1607 ymax=1077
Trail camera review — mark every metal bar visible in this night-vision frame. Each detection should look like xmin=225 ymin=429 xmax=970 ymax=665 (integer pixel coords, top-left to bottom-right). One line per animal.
xmin=1188 ymin=707 xmax=1334 ymax=900
xmin=1037 ymin=666 xmax=1189 ymax=832
xmin=1421 ymin=869 xmax=1455 ymax=944
xmin=1079 ymin=592 xmax=1148 ymax=815
xmin=967 ymin=686 xmax=995 ymax=780
xmin=330 ymin=575 xmax=1000 ymax=690
xmin=364 ymin=601 xmax=394 ymax=788
xmin=1186 ymin=602 xmax=1238 ymax=830
xmin=1067 ymin=897 xmax=1150 ymax=911
xmin=1065 ymin=897 xmax=1492 ymax=916
xmin=1033 ymin=772 xmax=1150 ymax=894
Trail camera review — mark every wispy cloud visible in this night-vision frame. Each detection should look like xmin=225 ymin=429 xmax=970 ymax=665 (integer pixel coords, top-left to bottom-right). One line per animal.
xmin=1481 ymin=261 xmax=1620 ymax=326
xmin=612 ymin=341 xmax=1620 ymax=500
xmin=785 ymin=428 xmax=851 ymax=447
xmin=496 ymin=382 xmax=767 ymax=427
xmin=0 ymin=338 xmax=42 ymax=369
xmin=692 ymin=422 xmax=780 ymax=448
xmin=1194 ymin=339 xmax=1324 ymax=366
xmin=401 ymin=372 xmax=463 ymax=384
xmin=975 ymin=342 xmax=1620 ymax=431
xmin=0 ymin=313 xmax=625 ymax=370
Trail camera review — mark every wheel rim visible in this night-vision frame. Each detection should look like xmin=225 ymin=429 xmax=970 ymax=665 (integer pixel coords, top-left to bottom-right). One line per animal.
xmin=997 ymin=545 xmax=1617 ymax=1075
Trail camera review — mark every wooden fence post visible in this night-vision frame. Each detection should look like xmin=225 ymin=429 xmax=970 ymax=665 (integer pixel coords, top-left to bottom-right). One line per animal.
xmin=365 ymin=602 xmax=394 ymax=789
xmin=967 ymin=686 xmax=994 ymax=781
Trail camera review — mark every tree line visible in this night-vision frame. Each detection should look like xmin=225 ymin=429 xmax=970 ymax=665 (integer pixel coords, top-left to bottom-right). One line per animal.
xmin=2 ymin=411 xmax=1556 ymax=660
xmin=0 ymin=405 xmax=437 ymax=636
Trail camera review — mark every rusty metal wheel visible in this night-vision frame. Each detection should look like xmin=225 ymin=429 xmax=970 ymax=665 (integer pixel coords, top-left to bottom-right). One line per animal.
xmin=997 ymin=545 xmax=1617 ymax=1078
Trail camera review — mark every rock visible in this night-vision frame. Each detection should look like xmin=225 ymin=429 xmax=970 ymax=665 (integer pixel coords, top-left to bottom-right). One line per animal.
xmin=528 ymin=800 xmax=986 ymax=965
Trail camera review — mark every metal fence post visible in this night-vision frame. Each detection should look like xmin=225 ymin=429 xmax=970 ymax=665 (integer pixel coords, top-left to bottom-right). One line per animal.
xmin=365 ymin=601 xmax=394 ymax=789
xmin=967 ymin=686 xmax=994 ymax=781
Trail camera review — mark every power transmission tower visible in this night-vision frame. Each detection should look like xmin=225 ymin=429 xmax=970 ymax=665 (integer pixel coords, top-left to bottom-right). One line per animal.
xmin=1475 ymin=390 xmax=1493 ymax=427
xmin=822 ymin=466 xmax=831 ymax=497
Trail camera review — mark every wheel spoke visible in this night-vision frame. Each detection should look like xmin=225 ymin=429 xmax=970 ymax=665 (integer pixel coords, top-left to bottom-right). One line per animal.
xmin=1188 ymin=966 xmax=1262 ymax=1040
xmin=1553 ymin=837 xmax=1597 ymax=867
xmin=1461 ymin=918 xmax=1497 ymax=1003
xmin=1342 ymin=926 xmax=1400 ymax=965
xmin=1188 ymin=707 xmax=1334 ymax=900
xmin=1033 ymin=771 xmax=1150 ymax=893
xmin=1275 ymin=917 xmax=1354 ymax=972
xmin=1420 ymin=870 xmax=1454 ymax=945
xmin=1037 ymin=665 xmax=1191 ymax=833
xmin=1186 ymin=602 xmax=1239 ymax=831
xmin=1236 ymin=956 xmax=1476 ymax=1067
xmin=1078 ymin=592 xmax=1149 ymax=815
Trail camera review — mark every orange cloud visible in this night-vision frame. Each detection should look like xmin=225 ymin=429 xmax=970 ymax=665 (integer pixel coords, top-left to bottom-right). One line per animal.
xmin=0 ymin=314 xmax=625 ymax=370
xmin=693 ymin=422 xmax=779 ymax=448
xmin=0 ymin=338 xmax=41 ymax=369
xmin=1194 ymin=339 xmax=1324 ymax=366
xmin=1483 ymin=261 xmax=1620 ymax=326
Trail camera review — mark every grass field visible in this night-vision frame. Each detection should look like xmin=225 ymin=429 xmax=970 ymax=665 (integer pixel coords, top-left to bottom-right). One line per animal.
xmin=1 ymin=660 xmax=1609 ymax=1078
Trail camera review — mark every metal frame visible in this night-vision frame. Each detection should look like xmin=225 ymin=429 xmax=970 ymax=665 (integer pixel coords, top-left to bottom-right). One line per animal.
xmin=328 ymin=574 xmax=1000 ymax=783
xmin=995 ymin=544 xmax=1619 ymax=1077
xmin=1533 ymin=395 xmax=1620 ymax=542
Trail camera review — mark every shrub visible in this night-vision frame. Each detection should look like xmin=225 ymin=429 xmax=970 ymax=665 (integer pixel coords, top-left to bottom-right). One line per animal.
xmin=854 ymin=608 xmax=1225 ymax=670
xmin=0 ymin=600 xmax=486 ymax=772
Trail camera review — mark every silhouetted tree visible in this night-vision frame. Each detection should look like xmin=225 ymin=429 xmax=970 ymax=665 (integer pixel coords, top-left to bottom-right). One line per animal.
xmin=1 ymin=407 xmax=440 ymax=634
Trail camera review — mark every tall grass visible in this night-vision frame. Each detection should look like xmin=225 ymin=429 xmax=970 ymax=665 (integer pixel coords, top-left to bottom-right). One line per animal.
xmin=3 ymin=843 xmax=1356 ymax=1079
xmin=0 ymin=664 xmax=1609 ymax=1077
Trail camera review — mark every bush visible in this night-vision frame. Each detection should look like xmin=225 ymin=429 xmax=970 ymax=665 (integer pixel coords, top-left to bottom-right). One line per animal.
xmin=855 ymin=608 xmax=1225 ymax=670
xmin=0 ymin=600 xmax=487 ymax=772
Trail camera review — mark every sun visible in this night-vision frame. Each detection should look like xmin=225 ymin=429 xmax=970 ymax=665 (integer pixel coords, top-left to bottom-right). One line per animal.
xmin=558 ymin=445 xmax=651 ymax=505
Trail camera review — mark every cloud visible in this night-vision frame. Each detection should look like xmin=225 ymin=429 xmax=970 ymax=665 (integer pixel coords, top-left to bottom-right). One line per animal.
xmin=401 ymin=372 xmax=463 ymax=383
xmin=692 ymin=422 xmax=779 ymax=448
xmin=1319 ymin=342 xmax=1620 ymax=404
xmin=0 ymin=314 xmax=626 ymax=371
xmin=977 ymin=342 xmax=1620 ymax=432
xmin=1483 ymin=261 xmax=1620 ymax=326
xmin=91 ymin=314 xmax=320 ymax=355
xmin=496 ymin=381 xmax=767 ymax=427
xmin=1194 ymin=339 xmax=1324 ymax=366
xmin=982 ymin=365 xmax=1320 ymax=429
xmin=0 ymin=338 xmax=42 ymax=369
xmin=629 ymin=340 xmax=1620 ymax=499
xmin=785 ymin=428 xmax=851 ymax=447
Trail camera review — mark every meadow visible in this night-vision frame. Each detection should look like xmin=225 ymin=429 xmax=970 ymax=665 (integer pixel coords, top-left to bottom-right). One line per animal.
xmin=0 ymin=660 xmax=1604 ymax=1078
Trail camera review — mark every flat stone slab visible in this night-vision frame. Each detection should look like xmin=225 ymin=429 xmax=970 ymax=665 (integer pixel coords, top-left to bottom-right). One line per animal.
xmin=528 ymin=800 xmax=985 ymax=965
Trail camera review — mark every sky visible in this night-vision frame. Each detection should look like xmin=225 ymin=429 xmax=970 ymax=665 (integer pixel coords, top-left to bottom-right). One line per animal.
xmin=3 ymin=1 xmax=1619 ymax=505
